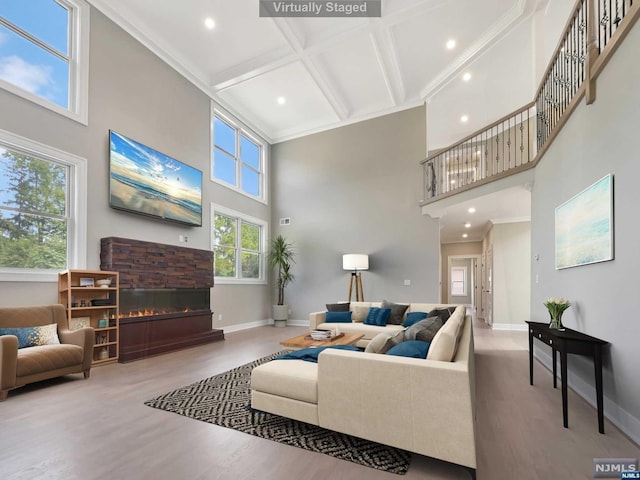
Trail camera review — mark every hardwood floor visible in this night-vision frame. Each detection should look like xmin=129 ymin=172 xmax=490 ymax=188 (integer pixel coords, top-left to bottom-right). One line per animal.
xmin=1 ymin=321 xmax=638 ymax=479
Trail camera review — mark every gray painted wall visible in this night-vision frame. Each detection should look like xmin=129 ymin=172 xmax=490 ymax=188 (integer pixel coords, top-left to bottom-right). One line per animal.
xmin=271 ymin=107 xmax=440 ymax=319
xmin=0 ymin=8 xmax=271 ymax=327
xmin=531 ymin=21 xmax=640 ymax=441
xmin=491 ymin=222 xmax=531 ymax=327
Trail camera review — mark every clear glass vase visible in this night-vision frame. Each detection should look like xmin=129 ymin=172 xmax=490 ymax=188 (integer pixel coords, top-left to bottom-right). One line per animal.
xmin=549 ymin=312 xmax=564 ymax=330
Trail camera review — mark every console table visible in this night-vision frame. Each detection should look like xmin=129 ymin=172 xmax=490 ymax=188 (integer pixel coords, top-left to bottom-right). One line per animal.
xmin=526 ymin=321 xmax=608 ymax=433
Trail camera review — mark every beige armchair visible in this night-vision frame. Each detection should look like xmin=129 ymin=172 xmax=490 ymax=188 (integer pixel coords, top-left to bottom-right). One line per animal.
xmin=0 ymin=304 xmax=94 ymax=400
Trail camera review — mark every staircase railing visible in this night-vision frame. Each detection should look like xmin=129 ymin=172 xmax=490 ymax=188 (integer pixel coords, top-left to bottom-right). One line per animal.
xmin=421 ymin=0 xmax=639 ymax=205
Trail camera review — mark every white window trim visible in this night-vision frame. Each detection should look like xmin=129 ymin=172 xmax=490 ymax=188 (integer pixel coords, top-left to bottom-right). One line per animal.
xmin=211 ymin=203 xmax=268 ymax=285
xmin=450 ymin=266 xmax=468 ymax=297
xmin=211 ymin=103 xmax=268 ymax=205
xmin=0 ymin=0 xmax=90 ymax=125
xmin=0 ymin=128 xmax=87 ymax=282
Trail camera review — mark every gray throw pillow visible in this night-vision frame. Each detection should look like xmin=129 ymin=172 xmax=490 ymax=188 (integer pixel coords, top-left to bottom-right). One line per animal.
xmin=428 ymin=307 xmax=456 ymax=323
xmin=405 ymin=317 xmax=444 ymax=343
xmin=326 ymin=302 xmax=350 ymax=312
xmin=381 ymin=299 xmax=409 ymax=325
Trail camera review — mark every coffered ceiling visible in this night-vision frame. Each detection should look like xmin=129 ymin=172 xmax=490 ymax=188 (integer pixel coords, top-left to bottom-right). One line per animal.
xmin=88 ymin=0 xmax=546 ymax=146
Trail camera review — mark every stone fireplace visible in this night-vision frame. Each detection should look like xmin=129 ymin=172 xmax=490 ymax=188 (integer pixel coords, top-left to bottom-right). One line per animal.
xmin=100 ymin=237 xmax=224 ymax=362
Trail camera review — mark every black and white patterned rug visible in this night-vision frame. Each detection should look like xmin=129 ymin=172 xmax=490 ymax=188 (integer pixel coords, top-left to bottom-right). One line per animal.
xmin=144 ymin=351 xmax=411 ymax=475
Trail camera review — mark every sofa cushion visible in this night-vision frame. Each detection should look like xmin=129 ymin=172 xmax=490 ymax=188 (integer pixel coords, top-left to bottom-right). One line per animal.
xmin=364 ymin=307 xmax=391 ymax=326
xmin=277 ymin=345 xmax=360 ymax=363
xmin=325 ymin=311 xmax=352 ymax=323
xmin=386 ymin=340 xmax=431 ymax=359
xmin=426 ymin=307 xmax=465 ymax=361
xmin=16 ymin=344 xmax=83 ymax=377
xmin=350 ymin=302 xmax=371 ymax=323
xmin=402 ymin=311 xmax=428 ymax=327
xmin=364 ymin=330 xmax=405 ymax=354
xmin=0 ymin=324 xmax=60 ymax=349
xmin=405 ymin=317 xmax=444 ymax=343
xmin=251 ymin=359 xmax=319 ymax=404
xmin=381 ymin=300 xmax=410 ymax=325
xmin=326 ymin=302 xmax=350 ymax=312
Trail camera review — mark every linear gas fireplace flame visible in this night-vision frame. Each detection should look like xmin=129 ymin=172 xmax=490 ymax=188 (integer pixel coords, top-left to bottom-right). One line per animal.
xmin=119 ymin=288 xmax=210 ymax=321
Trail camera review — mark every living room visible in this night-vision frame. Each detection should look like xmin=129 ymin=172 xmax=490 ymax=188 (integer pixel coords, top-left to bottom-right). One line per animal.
xmin=2 ymin=0 xmax=640 ymax=478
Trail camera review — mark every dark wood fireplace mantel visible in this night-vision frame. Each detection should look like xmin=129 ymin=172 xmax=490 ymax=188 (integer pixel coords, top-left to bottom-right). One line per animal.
xmin=100 ymin=237 xmax=223 ymax=362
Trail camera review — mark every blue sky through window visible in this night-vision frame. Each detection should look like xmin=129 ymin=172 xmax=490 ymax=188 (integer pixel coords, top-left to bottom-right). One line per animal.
xmin=0 ymin=0 xmax=69 ymax=108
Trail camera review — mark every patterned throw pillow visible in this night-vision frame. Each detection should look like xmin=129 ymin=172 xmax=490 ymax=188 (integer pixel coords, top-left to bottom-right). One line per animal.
xmin=405 ymin=317 xmax=444 ymax=343
xmin=0 ymin=324 xmax=60 ymax=349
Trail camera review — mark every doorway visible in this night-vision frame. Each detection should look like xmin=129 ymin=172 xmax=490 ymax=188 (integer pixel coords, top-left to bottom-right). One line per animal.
xmin=447 ymin=255 xmax=481 ymax=313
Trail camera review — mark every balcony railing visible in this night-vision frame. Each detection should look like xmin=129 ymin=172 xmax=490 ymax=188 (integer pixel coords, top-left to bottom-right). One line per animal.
xmin=421 ymin=0 xmax=639 ymax=205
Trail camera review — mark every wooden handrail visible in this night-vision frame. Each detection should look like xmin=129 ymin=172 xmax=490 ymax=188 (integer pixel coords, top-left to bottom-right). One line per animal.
xmin=421 ymin=101 xmax=536 ymax=164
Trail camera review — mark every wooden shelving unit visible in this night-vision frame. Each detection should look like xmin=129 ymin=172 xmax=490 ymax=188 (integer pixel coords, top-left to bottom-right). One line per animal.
xmin=58 ymin=269 xmax=119 ymax=365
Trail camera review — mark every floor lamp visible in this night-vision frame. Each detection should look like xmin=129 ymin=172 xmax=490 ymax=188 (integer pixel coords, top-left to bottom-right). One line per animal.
xmin=343 ymin=254 xmax=369 ymax=302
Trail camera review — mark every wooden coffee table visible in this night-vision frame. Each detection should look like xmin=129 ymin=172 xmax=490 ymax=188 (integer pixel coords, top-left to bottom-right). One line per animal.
xmin=280 ymin=332 xmax=364 ymax=349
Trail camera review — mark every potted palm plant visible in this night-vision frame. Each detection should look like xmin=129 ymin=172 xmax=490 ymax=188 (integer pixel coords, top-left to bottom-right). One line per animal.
xmin=267 ymin=235 xmax=295 ymax=327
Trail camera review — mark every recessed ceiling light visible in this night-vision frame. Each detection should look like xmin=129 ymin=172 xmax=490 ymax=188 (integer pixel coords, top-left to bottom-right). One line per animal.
xmin=446 ymin=39 xmax=456 ymax=50
xmin=460 ymin=115 xmax=469 ymax=123
xmin=462 ymin=233 xmax=469 ymax=238
xmin=468 ymin=207 xmax=476 ymax=213
xmin=450 ymin=179 xmax=456 ymax=184
xmin=204 ymin=17 xmax=215 ymax=30
xmin=476 ymin=149 xmax=481 ymax=155
xmin=464 ymin=222 xmax=471 ymax=228
xmin=462 ymin=72 xmax=472 ymax=82
xmin=277 ymin=96 xmax=286 ymax=105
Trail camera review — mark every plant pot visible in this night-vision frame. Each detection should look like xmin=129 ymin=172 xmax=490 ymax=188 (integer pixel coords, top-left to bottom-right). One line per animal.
xmin=273 ymin=305 xmax=289 ymax=327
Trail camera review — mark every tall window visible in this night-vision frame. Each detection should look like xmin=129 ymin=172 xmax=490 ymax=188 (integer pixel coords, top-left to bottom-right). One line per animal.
xmin=212 ymin=204 xmax=267 ymax=284
xmin=0 ymin=128 xmax=87 ymax=281
xmin=451 ymin=266 xmax=467 ymax=296
xmin=212 ymin=108 xmax=266 ymax=202
xmin=0 ymin=0 xmax=89 ymax=124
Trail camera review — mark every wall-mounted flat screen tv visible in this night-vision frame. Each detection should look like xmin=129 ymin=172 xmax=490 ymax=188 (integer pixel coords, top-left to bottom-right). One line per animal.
xmin=109 ymin=130 xmax=202 ymax=227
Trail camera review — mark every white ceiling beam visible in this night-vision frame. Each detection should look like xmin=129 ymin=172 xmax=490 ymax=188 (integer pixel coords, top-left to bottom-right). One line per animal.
xmin=370 ymin=29 xmax=406 ymax=106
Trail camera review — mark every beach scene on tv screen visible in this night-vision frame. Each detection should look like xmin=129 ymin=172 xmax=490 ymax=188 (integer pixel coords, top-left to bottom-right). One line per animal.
xmin=109 ymin=131 xmax=202 ymax=226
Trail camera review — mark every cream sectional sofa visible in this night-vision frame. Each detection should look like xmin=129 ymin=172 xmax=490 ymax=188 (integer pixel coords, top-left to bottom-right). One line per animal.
xmin=251 ymin=304 xmax=477 ymax=478
xmin=309 ymin=301 xmax=459 ymax=348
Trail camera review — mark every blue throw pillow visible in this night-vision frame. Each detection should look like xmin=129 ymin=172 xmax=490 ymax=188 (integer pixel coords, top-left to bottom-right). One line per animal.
xmin=364 ymin=307 xmax=392 ymax=326
xmin=386 ymin=340 xmax=431 ymax=359
xmin=276 ymin=345 xmax=361 ymax=363
xmin=325 ymin=311 xmax=352 ymax=323
xmin=402 ymin=311 xmax=428 ymax=327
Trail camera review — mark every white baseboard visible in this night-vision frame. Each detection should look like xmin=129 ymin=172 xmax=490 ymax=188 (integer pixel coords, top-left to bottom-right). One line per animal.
xmin=534 ymin=349 xmax=640 ymax=446
xmin=491 ymin=323 xmax=528 ymax=331
xmin=220 ymin=319 xmax=309 ymax=333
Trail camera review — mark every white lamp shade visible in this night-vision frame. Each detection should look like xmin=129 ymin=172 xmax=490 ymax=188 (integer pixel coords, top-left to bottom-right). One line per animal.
xmin=343 ymin=254 xmax=369 ymax=271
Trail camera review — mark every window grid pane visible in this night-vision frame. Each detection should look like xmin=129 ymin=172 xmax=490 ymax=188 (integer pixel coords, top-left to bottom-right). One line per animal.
xmin=240 ymin=221 xmax=260 ymax=252
xmin=241 ymin=251 xmax=260 ymax=279
xmin=240 ymin=135 xmax=260 ymax=171
xmin=213 ymin=149 xmax=237 ymax=186
xmin=0 ymin=0 xmax=69 ymax=55
xmin=213 ymin=117 xmax=236 ymax=156
xmin=0 ymin=23 xmax=70 ymax=109
xmin=214 ymin=246 xmax=236 ymax=277
xmin=213 ymin=213 xmax=236 ymax=247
